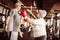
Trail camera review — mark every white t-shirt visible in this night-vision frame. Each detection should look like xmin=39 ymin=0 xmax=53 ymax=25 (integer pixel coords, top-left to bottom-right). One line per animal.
xmin=31 ymin=18 xmax=47 ymax=38
xmin=8 ymin=9 xmax=21 ymax=32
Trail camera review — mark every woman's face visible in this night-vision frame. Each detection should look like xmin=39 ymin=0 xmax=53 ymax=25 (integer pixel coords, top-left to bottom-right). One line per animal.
xmin=17 ymin=6 xmax=21 ymax=11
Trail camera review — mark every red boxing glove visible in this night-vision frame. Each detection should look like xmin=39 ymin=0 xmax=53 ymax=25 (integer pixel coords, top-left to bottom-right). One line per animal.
xmin=24 ymin=18 xmax=28 ymax=22
xmin=20 ymin=9 xmax=29 ymax=22
xmin=20 ymin=9 xmax=27 ymax=17
xmin=24 ymin=16 xmax=28 ymax=22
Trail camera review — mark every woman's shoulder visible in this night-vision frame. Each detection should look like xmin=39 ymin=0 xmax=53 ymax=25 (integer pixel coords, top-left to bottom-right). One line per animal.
xmin=10 ymin=9 xmax=16 ymax=15
xmin=11 ymin=9 xmax=16 ymax=11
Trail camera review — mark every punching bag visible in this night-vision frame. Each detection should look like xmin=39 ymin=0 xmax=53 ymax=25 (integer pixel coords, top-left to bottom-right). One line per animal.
xmin=20 ymin=9 xmax=28 ymax=22
xmin=20 ymin=9 xmax=27 ymax=17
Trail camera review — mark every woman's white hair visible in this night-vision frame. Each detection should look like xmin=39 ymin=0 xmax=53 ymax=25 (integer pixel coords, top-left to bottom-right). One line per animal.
xmin=15 ymin=2 xmax=21 ymax=6
xmin=15 ymin=0 xmax=23 ymax=6
xmin=39 ymin=10 xmax=47 ymax=18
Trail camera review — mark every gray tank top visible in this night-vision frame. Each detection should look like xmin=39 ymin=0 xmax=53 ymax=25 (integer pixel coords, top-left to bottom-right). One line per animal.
xmin=8 ymin=9 xmax=21 ymax=32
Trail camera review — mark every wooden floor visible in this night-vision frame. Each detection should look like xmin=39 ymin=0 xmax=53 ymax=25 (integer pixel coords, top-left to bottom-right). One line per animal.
xmin=0 ymin=32 xmax=60 ymax=40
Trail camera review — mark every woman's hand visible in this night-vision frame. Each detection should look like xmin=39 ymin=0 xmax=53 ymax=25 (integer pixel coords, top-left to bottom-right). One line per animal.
xmin=4 ymin=25 xmax=8 ymax=32
xmin=19 ymin=31 xmax=24 ymax=38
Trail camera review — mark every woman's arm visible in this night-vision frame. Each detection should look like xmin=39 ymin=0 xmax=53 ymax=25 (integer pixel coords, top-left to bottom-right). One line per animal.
xmin=24 ymin=16 xmax=35 ymax=26
xmin=4 ymin=16 xmax=10 ymax=32
xmin=18 ymin=28 xmax=24 ymax=38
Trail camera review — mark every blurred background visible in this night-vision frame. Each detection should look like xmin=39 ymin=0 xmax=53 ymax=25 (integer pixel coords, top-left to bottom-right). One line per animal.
xmin=0 ymin=0 xmax=60 ymax=40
